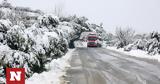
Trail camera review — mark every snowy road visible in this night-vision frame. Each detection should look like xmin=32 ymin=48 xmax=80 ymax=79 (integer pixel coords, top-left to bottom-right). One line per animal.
xmin=65 ymin=48 xmax=160 ymax=84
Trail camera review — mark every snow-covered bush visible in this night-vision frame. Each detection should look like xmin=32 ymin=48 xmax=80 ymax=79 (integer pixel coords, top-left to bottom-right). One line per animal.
xmin=115 ymin=28 xmax=135 ymax=49
xmin=0 ymin=0 xmax=12 ymax=8
xmin=38 ymin=14 xmax=59 ymax=28
xmin=0 ymin=19 xmax=12 ymax=33
xmin=105 ymin=33 xmax=117 ymax=46
xmin=6 ymin=25 xmax=31 ymax=52
xmin=122 ymin=32 xmax=160 ymax=55
xmin=0 ymin=19 xmax=12 ymax=44
xmin=124 ymin=39 xmax=147 ymax=51
xmin=0 ymin=20 xmax=10 ymax=33
xmin=0 ymin=14 xmax=68 ymax=78
xmin=145 ymin=32 xmax=160 ymax=55
xmin=24 ymin=14 xmax=68 ymax=73
xmin=0 ymin=10 xmax=5 ymax=19
xmin=0 ymin=43 xmax=37 ymax=78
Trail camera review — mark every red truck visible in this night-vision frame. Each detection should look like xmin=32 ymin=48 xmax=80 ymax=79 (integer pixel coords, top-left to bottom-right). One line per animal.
xmin=87 ymin=33 xmax=102 ymax=47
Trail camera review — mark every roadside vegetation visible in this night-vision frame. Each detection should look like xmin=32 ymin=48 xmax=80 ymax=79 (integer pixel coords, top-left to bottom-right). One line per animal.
xmin=0 ymin=0 xmax=107 ymax=79
xmin=106 ymin=27 xmax=160 ymax=55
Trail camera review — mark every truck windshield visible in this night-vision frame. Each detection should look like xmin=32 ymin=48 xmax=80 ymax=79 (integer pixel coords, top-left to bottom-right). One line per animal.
xmin=88 ymin=37 xmax=97 ymax=41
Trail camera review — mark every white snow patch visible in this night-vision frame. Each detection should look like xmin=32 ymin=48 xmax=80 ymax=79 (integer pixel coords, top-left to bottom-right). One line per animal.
xmin=0 ymin=8 xmax=11 ymax=14
xmin=0 ymin=77 xmax=5 ymax=84
xmin=26 ymin=49 xmax=75 ymax=84
xmin=0 ymin=19 xmax=12 ymax=28
xmin=74 ymin=41 xmax=87 ymax=48
xmin=106 ymin=46 xmax=160 ymax=62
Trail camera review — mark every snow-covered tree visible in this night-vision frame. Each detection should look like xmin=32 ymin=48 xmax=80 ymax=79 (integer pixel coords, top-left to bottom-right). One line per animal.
xmin=59 ymin=15 xmax=91 ymax=48
xmin=115 ymin=27 xmax=135 ymax=48
xmin=38 ymin=14 xmax=59 ymax=28
xmin=145 ymin=32 xmax=160 ymax=55
xmin=0 ymin=0 xmax=12 ymax=8
xmin=0 ymin=14 xmax=69 ymax=78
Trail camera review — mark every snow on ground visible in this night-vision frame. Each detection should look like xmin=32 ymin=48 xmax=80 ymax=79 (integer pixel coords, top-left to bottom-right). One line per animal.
xmin=0 ymin=77 xmax=5 ymax=84
xmin=26 ymin=49 xmax=75 ymax=84
xmin=106 ymin=46 xmax=160 ymax=62
xmin=74 ymin=41 xmax=87 ymax=48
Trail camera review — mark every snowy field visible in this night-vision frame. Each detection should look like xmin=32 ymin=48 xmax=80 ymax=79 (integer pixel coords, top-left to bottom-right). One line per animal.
xmin=106 ymin=47 xmax=160 ymax=62
xmin=26 ymin=49 xmax=74 ymax=84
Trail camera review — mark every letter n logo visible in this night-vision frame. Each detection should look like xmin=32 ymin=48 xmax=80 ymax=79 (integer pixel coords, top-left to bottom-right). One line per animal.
xmin=6 ymin=68 xmax=25 ymax=84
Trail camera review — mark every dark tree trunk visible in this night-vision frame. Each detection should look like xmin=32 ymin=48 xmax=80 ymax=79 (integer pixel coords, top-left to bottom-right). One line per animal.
xmin=69 ymin=33 xmax=82 ymax=48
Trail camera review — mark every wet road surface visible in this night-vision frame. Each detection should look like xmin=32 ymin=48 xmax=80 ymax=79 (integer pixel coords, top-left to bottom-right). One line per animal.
xmin=66 ymin=48 xmax=160 ymax=84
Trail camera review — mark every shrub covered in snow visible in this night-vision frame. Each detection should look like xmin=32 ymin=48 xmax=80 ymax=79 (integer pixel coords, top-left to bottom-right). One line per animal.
xmin=38 ymin=14 xmax=59 ymax=28
xmin=0 ymin=19 xmax=12 ymax=33
xmin=115 ymin=28 xmax=135 ymax=49
xmin=0 ymin=43 xmax=35 ymax=78
xmin=0 ymin=14 xmax=68 ymax=78
xmin=6 ymin=25 xmax=30 ymax=51
xmin=117 ymin=32 xmax=160 ymax=55
xmin=145 ymin=32 xmax=160 ymax=55
xmin=124 ymin=39 xmax=148 ymax=51
xmin=0 ymin=19 xmax=12 ymax=44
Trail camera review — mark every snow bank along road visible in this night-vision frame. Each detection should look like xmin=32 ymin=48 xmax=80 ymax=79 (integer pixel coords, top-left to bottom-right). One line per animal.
xmin=65 ymin=48 xmax=160 ymax=84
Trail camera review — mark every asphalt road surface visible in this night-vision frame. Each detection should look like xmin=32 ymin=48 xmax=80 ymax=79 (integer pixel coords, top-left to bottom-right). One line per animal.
xmin=65 ymin=48 xmax=160 ymax=84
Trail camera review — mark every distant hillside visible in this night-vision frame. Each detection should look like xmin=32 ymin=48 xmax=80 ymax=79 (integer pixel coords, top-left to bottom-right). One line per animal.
xmin=0 ymin=0 xmax=43 ymax=27
xmin=0 ymin=0 xmax=43 ymax=14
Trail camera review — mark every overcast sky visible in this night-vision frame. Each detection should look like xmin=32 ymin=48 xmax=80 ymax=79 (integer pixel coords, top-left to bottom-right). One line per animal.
xmin=2 ymin=0 xmax=160 ymax=33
